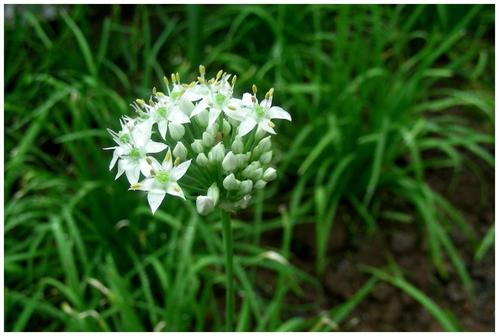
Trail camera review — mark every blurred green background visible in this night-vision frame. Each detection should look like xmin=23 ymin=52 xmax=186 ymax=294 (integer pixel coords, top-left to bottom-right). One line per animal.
xmin=4 ymin=4 xmax=495 ymax=331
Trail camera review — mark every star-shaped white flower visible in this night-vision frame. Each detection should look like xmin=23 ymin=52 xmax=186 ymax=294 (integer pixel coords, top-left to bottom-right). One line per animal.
xmin=106 ymin=119 xmax=167 ymax=184
xmin=132 ymin=149 xmax=191 ymax=214
xmin=147 ymin=94 xmax=192 ymax=140
xmin=237 ymin=92 xmax=291 ymax=137
xmin=190 ymin=74 xmax=244 ymax=126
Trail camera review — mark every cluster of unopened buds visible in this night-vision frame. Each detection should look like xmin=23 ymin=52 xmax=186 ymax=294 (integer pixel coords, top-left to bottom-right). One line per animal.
xmin=106 ymin=66 xmax=291 ymax=215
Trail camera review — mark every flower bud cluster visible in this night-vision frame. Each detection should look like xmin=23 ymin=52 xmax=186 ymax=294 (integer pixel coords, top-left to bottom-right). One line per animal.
xmin=106 ymin=66 xmax=291 ymax=215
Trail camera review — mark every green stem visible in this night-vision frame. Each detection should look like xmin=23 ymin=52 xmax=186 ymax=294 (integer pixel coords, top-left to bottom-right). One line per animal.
xmin=220 ymin=209 xmax=234 ymax=331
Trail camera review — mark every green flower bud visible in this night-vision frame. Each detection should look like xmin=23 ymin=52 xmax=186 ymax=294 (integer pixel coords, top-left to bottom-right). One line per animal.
xmin=262 ymin=167 xmax=277 ymax=181
xmin=169 ymin=123 xmax=185 ymax=140
xmin=208 ymin=143 xmax=225 ymax=163
xmin=196 ymin=196 xmax=214 ymax=215
xmin=222 ymin=151 xmax=238 ymax=172
xmin=254 ymin=179 xmax=267 ymax=189
xmin=173 ymin=142 xmax=187 ymax=160
xmin=207 ymin=183 xmax=219 ymax=205
xmin=191 ymin=139 xmax=204 ymax=154
xmin=223 ymin=173 xmax=240 ymax=191
xmin=202 ymin=131 xmax=214 ymax=147
xmin=252 ymin=167 xmax=263 ymax=180
xmin=260 ymin=151 xmax=272 ymax=165
xmin=240 ymin=180 xmax=253 ymax=194
xmin=231 ymin=136 xmax=244 ymax=154
xmin=196 ymin=153 xmax=209 ymax=166
xmin=222 ymin=119 xmax=231 ymax=136
xmin=195 ymin=110 xmax=209 ymax=127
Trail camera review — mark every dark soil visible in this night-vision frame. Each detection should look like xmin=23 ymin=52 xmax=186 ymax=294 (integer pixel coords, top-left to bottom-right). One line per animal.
xmin=258 ymin=153 xmax=494 ymax=331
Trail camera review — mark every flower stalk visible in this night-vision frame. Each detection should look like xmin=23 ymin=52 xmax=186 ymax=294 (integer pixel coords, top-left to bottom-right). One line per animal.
xmin=220 ymin=209 xmax=234 ymax=331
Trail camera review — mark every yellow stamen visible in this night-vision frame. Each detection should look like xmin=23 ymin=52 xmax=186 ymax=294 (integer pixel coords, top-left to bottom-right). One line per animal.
xmin=130 ymin=183 xmax=141 ymax=190
xmin=164 ymin=151 xmax=171 ymax=163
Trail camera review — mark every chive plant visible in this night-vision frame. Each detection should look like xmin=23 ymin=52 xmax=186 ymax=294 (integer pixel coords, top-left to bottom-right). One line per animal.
xmin=106 ymin=66 xmax=291 ymax=330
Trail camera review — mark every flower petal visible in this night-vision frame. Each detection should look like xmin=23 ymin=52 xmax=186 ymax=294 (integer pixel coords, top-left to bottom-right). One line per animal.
xmin=169 ymin=109 xmax=190 ymax=124
xmin=125 ymin=164 xmax=141 ymax=184
xmin=139 ymin=158 xmax=151 ymax=176
xmin=259 ymin=120 xmax=277 ymax=135
xmin=145 ymin=140 xmax=167 ymax=153
xmin=238 ymin=118 xmax=257 ymax=137
xmin=166 ymin=182 xmax=185 ymax=199
xmin=115 ymin=160 xmax=126 ymax=179
xmin=158 ymin=120 xmax=168 ymax=140
xmin=242 ymin=92 xmax=253 ymax=105
xmin=147 ymin=191 xmax=166 ymax=214
xmin=132 ymin=119 xmax=152 ymax=148
xmin=191 ymin=100 xmax=209 ymax=117
xmin=170 ymin=159 xmax=191 ymax=181
xmin=162 ymin=148 xmax=173 ymax=170
xmin=268 ymin=106 xmax=291 ymax=121
xmin=109 ymin=151 xmax=119 ymax=170
xmin=178 ymin=98 xmax=195 ymax=116
xmin=208 ymin=108 xmax=222 ymax=126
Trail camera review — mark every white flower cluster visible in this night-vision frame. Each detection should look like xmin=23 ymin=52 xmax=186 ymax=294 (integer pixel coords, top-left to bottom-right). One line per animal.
xmin=106 ymin=66 xmax=291 ymax=215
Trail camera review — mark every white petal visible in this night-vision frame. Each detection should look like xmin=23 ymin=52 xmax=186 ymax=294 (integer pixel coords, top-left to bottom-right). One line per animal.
xmin=109 ymin=151 xmax=119 ymax=170
xmin=268 ymin=106 xmax=292 ymax=121
xmin=178 ymin=98 xmax=195 ymax=116
xmin=170 ymin=159 xmax=191 ymax=181
xmin=191 ymin=100 xmax=209 ymax=117
xmin=166 ymin=182 xmax=185 ymax=199
xmin=259 ymin=120 xmax=277 ymax=135
xmin=158 ymin=120 xmax=168 ymax=140
xmin=169 ymin=109 xmax=190 ymax=124
xmin=162 ymin=148 xmax=173 ymax=170
xmin=242 ymin=92 xmax=253 ymax=105
xmin=125 ymin=164 xmax=141 ymax=184
xmin=208 ymin=108 xmax=222 ymax=126
xmin=145 ymin=140 xmax=167 ymax=153
xmin=115 ymin=160 xmax=126 ymax=179
xmin=138 ymin=177 xmax=155 ymax=191
xmin=139 ymin=158 xmax=151 ymax=176
xmin=147 ymin=191 xmax=166 ymax=214
xmin=132 ymin=119 xmax=152 ymax=148
xmin=238 ymin=118 xmax=257 ymax=137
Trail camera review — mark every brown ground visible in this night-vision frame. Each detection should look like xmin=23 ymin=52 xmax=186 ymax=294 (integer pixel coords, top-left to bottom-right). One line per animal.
xmin=258 ymin=152 xmax=494 ymax=331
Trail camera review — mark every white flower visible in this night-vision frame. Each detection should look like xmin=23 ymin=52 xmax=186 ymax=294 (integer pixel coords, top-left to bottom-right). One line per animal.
xmin=132 ymin=149 xmax=191 ymax=214
xmin=107 ymin=67 xmax=291 ymax=216
xmin=106 ymin=119 xmax=167 ymax=184
xmin=147 ymin=95 xmax=192 ymax=140
xmin=190 ymin=74 xmax=244 ymax=126
xmin=237 ymin=90 xmax=291 ymax=137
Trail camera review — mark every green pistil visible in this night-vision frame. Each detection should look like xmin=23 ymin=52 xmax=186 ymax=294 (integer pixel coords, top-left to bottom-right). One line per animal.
xmin=171 ymin=91 xmax=181 ymax=100
xmin=155 ymin=171 xmax=170 ymax=184
xmin=215 ymin=93 xmax=226 ymax=107
xmin=129 ymin=148 xmax=141 ymax=160
xmin=157 ymin=107 xmax=167 ymax=118
xmin=255 ymin=105 xmax=266 ymax=118
xmin=119 ymin=133 xmax=130 ymax=143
